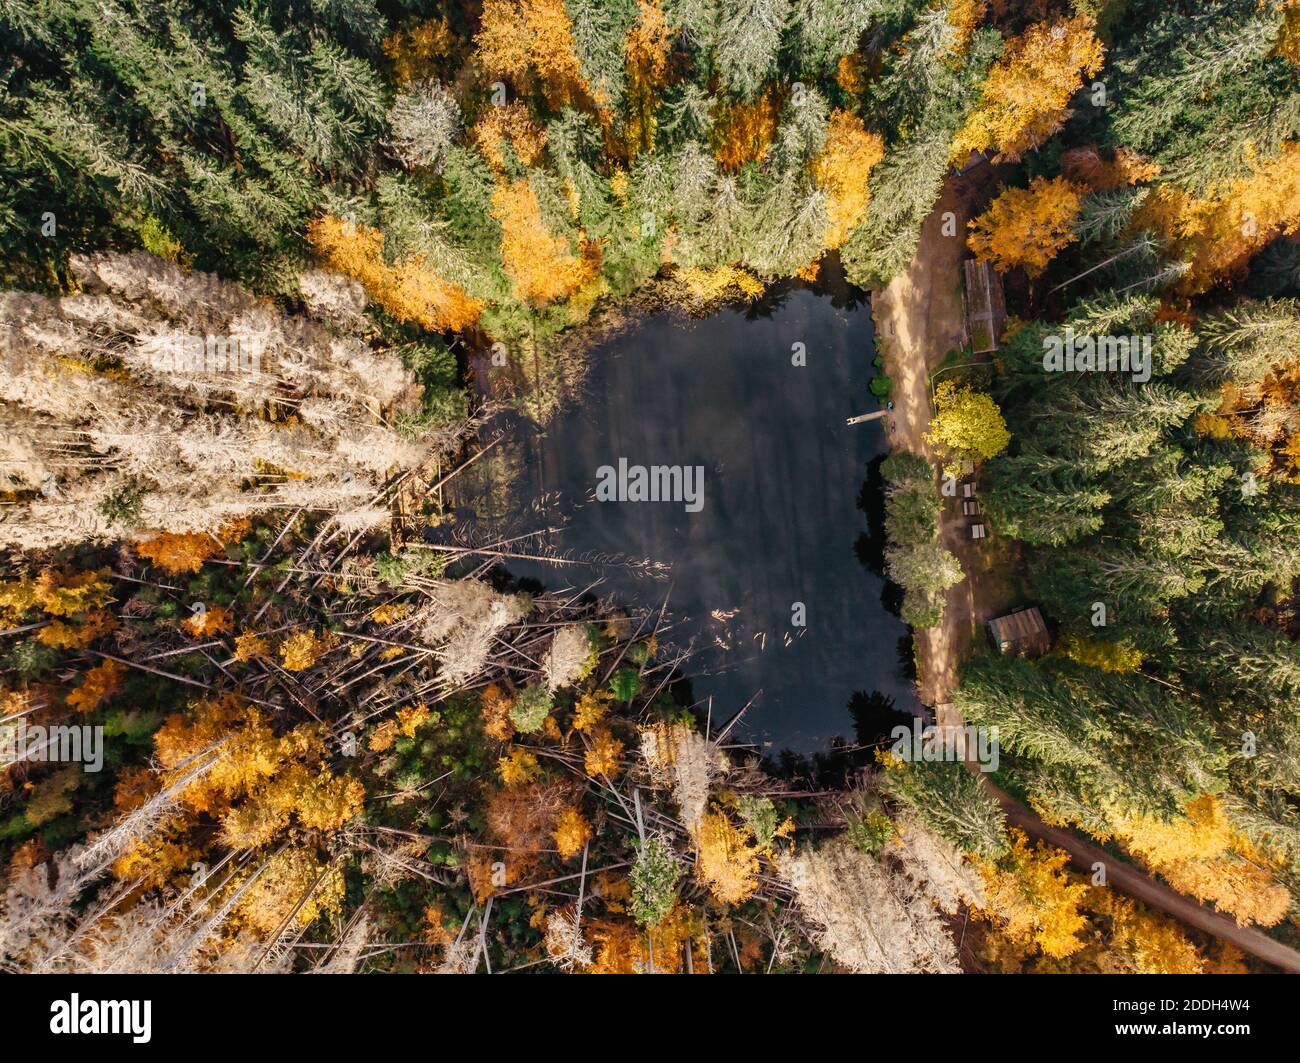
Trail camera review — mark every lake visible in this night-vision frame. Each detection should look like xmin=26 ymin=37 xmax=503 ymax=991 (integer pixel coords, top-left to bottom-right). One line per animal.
xmin=463 ymin=280 xmax=918 ymax=754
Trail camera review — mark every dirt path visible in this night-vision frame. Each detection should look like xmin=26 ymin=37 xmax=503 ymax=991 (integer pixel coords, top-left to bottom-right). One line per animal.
xmin=872 ymin=175 xmax=980 ymax=707
xmin=872 ymin=171 xmax=1300 ymax=973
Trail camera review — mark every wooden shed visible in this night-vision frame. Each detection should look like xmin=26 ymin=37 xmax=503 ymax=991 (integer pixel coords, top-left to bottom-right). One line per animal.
xmin=987 ymin=607 xmax=1051 ymax=658
xmin=963 ymin=259 xmax=1007 ymax=354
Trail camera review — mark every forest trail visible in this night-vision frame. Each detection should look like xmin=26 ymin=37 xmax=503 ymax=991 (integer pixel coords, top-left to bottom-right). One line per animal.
xmin=872 ymin=173 xmax=979 ymax=707
xmin=873 ymin=172 xmax=1300 ymax=974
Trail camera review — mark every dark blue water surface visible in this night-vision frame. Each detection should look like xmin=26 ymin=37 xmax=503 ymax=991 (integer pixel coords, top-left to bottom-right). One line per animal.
xmin=465 ymin=284 xmax=917 ymax=753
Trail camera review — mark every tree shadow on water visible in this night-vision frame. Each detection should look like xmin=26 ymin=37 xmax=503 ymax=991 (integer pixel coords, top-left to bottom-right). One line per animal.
xmin=761 ymin=689 xmax=912 ymax=788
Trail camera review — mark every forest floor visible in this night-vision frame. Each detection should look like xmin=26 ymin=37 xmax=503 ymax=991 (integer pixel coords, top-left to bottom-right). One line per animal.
xmin=873 ymin=168 xmax=1300 ymax=972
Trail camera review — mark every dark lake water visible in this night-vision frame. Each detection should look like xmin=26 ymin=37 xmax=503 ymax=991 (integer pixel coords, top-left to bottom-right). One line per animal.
xmin=463 ymin=282 xmax=918 ymax=753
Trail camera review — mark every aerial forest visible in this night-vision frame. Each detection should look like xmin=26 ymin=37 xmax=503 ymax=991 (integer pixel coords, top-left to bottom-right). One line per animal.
xmin=1 ymin=0 xmax=1299 ymax=976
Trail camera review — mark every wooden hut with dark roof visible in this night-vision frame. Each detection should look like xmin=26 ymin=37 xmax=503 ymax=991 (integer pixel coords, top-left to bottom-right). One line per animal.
xmin=987 ymin=606 xmax=1051 ymax=658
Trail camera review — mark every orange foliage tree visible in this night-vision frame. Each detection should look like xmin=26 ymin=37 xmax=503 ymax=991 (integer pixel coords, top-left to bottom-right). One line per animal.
xmin=584 ymin=904 xmax=706 ymax=973
xmin=950 ymin=16 xmax=1104 ymax=162
xmin=472 ymin=101 xmax=548 ymax=172
xmin=946 ymin=0 xmax=989 ymax=55
xmin=66 ymin=659 xmax=126 ymax=714
xmin=967 ymin=175 xmax=1083 ymax=276
xmin=811 ymin=110 xmax=886 ymax=251
xmin=1060 ymin=144 xmax=1161 ymax=191
xmin=623 ymin=0 xmax=672 ymax=156
xmin=473 ymin=780 xmax=573 ymax=898
xmin=711 ymin=89 xmax=781 ymax=171
xmin=183 ymin=604 xmax=233 ymax=638
xmin=480 ymin=682 xmax=517 ymax=741
xmin=476 ymin=0 xmax=588 ymax=106
xmin=135 ymin=530 xmax=223 ymax=575
xmin=307 ymin=216 xmax=483 ymax=332
xmin=490 ymin=177 xmax=601 ymax=305
xmin=1136 ymin=142 xmax=1300 ymax=294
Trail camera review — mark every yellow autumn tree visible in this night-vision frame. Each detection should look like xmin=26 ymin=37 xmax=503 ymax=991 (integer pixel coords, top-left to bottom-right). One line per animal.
xmin=307 ymin=216 xmax=483 ymax=332
xmin=1058 ymin=632 xmax=1144 ymax=673
xmin=977 ymin=829 xmax=1088 ymax=960
xmin=498 ymin=747 xmax=542 ymax=785
xmin=232 ymin=630 xmax=269 ymax=662
xmin=383 ymin=17 xmax=454 ymax=84
xmin=0 ymin=566 xmax=117 ymax=649
xmin=1103 ymin=795 xmax=1291 ymax=927
xmin=926 ymin=380 xmax=1011 ymax=466
xmin=583 ymin=725 xmax=624 ymax=778
xmin=0 ymin=567 xmax=113 ymax=623
xmin=967 ymin=175 xmax=1083 ymax=277
xmin=1088 ymin=888 xmax=1204 ymax=974
xmin=572 ymin=688 xmax=613 ymax=733
xmin=149 ymin=695 xmax=363 ymax=852
xmin=368 ymin=703 xmax=432 ymax=753
xmin=624 ymin=0 xmax=671 ymax=155
xmin=553 ymin=807 xmax=592 ymax=858
xmin=223 ymin=847 xmax=347 ymax=936
xmin=1136 ymin=141 xmax=1300 ymax=295
xmin=811 ymin=110 xmax=886 ymax=251
xmin=490 ymin=177 xmax=601 ymax=305
xmin=1277 ymin=0 xmax=1300 ymax=64
xmin=695 ymin=807 xmax=761 ymax=905
xmin=472 ymin=101 xmax=547 ymax=172
xmin=278 ymin=628 xmax=337 ymax=672
xmin=950 ymin=16 xmax=1105 ymax=162
xmin=476 ymin=0 xmax=588 ymax=106
xmin=670 ymin=264 xmax=765 ymax=311
xmin=712 ymin=89 xmax=781 ymax=171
